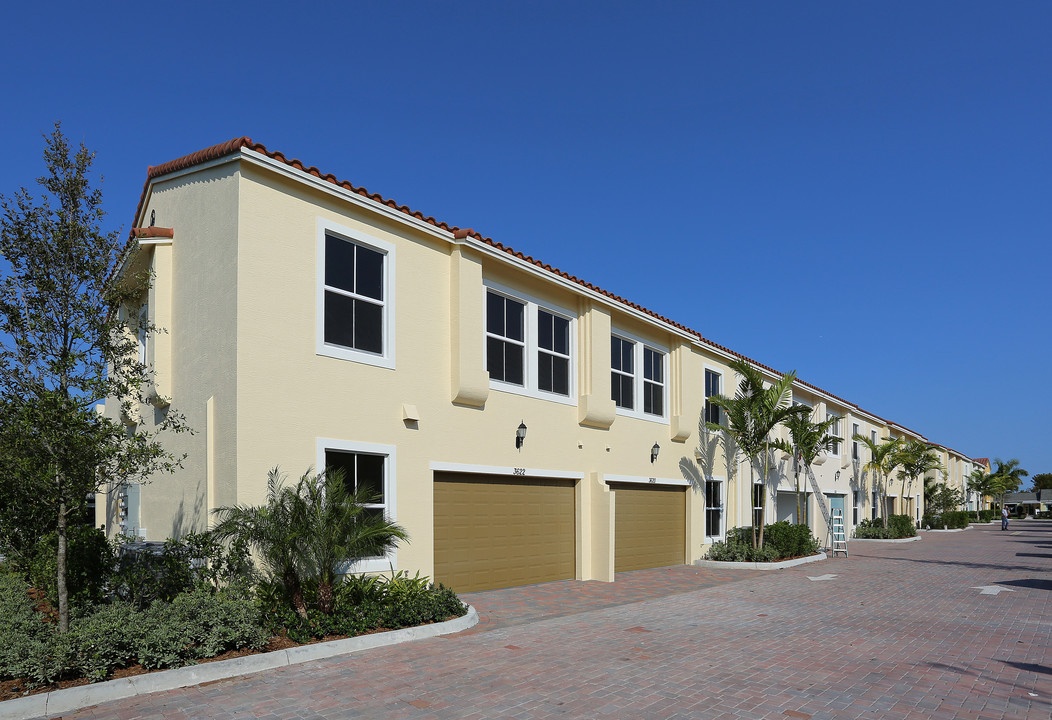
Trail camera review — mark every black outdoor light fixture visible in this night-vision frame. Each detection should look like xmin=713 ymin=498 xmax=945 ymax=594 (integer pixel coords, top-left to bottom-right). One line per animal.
xmin=651 ymin=443 xmax=660 ymax=463
xmin=835 ymin=470 xmax=841 ymax=481
xmin=516 ymin=421 xmax=527 ymax=450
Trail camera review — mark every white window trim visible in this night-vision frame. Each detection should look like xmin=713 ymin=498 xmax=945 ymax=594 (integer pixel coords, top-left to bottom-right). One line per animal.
xmin=483 ymin=280 xmax=577 ymax=406
xmin=611 ymin=327 xmax=669 ymax=424
xmin=704 ymin=475 xmax=726 ymax=541
xmin=851 ymin=422 xmax=861 ymax=462
xmin=317 ymin=437 xmax=398 ymax=573
xmin=702 ymin=364 xmax=723 ymax=433
xmin=315 ymin=218 xmax=396 ymax=370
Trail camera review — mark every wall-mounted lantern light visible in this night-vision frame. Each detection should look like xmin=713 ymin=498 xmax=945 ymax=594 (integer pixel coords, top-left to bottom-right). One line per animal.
xmin=835 ymin=470 xmax=841 ymax=482
xmin=516 ymin=421 xmax=527 ymax=450
xmin=651 ymin=443 xmax=660 ymax=463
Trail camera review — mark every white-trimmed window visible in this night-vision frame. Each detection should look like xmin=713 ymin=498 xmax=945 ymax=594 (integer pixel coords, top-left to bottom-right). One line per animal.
xmin=827 ymin=412 xmax=841 ymax=456
xmin=870 ymin=429 xmax=878 ymax=446
xmin=704 ymin=368 xmax=721 ymax=426
xmin=852 ymin=490 xmax=860 ymax=525
xmin=486 ymin=291 xmax=525 ymax=386
xmin=871 ymin=490 xmax=879 ymax=520
xmin=752 ymin=482 xmax=764 ymax=529
xmin=705 ymin=479 xmax=723 ymax=540
xmin=851 ymin=423 xmax=860 ymax=462
xmin=316 ymin=220 xmax=396 ymax=369
xmin=485 ymin=285 xmax=575 ymax=402
xmin=611 ymin=332 xmax=667 ymax=421
xmin=318 ymin=438 xmax=398 ymax=573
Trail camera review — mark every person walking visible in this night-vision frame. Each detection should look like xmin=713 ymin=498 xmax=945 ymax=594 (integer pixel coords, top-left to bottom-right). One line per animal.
xmin=1001 ymin=506 xmax=1010 ymax=531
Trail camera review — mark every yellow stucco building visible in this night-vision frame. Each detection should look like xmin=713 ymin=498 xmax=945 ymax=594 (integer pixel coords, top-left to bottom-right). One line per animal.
xmin=99 ymin=138 xmax=983 ymax=592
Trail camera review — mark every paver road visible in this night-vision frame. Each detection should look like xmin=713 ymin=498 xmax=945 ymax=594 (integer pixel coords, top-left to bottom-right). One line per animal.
xmin=54 ymin=521 xmax=1052 ymax=719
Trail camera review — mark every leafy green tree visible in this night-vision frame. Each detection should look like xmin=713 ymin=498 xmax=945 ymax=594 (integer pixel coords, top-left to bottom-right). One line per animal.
xmin=924 ymin=482 xmax=963 ymax=516
xmin=212 ymin=467 xmax=409 ymax=617
xmin=0 ymin=125 xmax=187 ymax=632
xmin=706 ymin=358 xmax=809 ymax=548
xmin=853 ymin=434 xmax=901 ymax=527
xmin=774 ymin=412 xmax=839 ymax=526
xmin=893 ymin=439 xmax=945 ymax=520
xmin=1030 ymin=473 xmax=1052 ymax=491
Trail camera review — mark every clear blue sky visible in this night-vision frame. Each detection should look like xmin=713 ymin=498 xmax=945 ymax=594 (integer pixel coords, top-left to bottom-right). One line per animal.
xmin=2 ymin=2 xmax=1049 ymax=480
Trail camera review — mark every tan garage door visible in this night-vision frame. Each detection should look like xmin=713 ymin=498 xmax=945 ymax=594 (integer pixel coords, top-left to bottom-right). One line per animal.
xmin=434 ymin=473 xmax=576 ymax=593
xmin=611 ymin=483 xmax=686 ymax=572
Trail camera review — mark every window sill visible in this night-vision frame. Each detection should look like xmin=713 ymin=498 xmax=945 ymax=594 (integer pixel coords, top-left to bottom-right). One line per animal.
xmin=489 ymin=380 xmax=578 ymax=407
xmin=317 ymin=343 xmax=395 ymax=370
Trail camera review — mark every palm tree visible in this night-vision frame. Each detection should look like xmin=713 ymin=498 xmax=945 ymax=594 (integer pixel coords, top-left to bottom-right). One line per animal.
xmin=988 ymin=458 xmax=1029 ymax=512
xmin=853 ymin=434 xmax=901 ymax=527
xmin=212 ymin=466 xmax=408 ymax=617
xmin=706 ymin=358 xmax=809 ymax=548
xmin=893 ymin=439 xmax=945 ymax=522
xmin=967 ymin=468 xmax=995 ymax=512
xmin=774 ymin=412 xmax=839 ymax=526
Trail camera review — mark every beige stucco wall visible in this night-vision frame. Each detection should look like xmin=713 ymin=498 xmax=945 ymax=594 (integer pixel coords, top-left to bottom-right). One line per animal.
xmin=101 ymin=162 xmax=241 ymax=540
xmin=108 ymin=150 xmax=977 ymax=579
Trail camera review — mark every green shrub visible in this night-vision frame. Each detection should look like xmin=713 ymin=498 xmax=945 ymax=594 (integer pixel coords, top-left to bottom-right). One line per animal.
xmin=853 ymin=519 xmax=891 ymax=539
xmin=137 ymin=588 xmax=268 ymax=669
xmin=262 ymin=571 xmax=467 ymax=642
xmin=975 ymin=509 xmax=998 ymax=522
xmin=923 ymin=511 xmax=970 ymax=529
xmin=24 ymin=525 xmax=114 ymax=607
xmin=887 ymin=514 xmax=917 ymax=538
xmin=705 ymin=524 xmax=818 ymax=562
xmin=67 ymin=602 xmax=140 ymax=681
xmin=764 ymin=521 xmax=820 ymax=559
xmin=111 ymin=531 xmax=255 ymax=609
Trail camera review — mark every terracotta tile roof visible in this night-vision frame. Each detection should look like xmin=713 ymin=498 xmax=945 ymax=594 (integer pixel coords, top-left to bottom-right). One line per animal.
xmin=132 ymin=138 xmax=969 ymax=453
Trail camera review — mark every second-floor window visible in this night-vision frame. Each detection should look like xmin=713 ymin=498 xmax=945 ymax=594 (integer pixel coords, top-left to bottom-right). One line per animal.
xmin=704 ymin=369 xmax=721 ymax=426
xmin=324 ymin=234 xmax=384 ymax=354
xmin=317 ymin=221 xmax=395 ymax=369
xmin=486 ymin=292 xmax=525 ymax=385
xmin=485 ymin=287 xmax=575 ymax=400
xmin=611 ymin=333 xmax=667 ymax=420
xmin=852 ymin=422 xmax=860 ymax=461
xmin=537 ymin=309 xmax=570 ymax=395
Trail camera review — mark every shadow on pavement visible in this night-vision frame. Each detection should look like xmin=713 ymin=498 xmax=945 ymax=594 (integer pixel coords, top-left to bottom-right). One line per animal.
xmin=997 ymin=578 xmax=1052 ymax=592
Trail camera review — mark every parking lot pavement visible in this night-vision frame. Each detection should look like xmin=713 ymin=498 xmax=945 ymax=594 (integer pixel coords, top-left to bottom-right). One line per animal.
xmin=53 ymin=521 xmax=1051 ymax=719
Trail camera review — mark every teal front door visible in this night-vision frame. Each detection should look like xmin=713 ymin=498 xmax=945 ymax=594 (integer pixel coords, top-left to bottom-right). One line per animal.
xmin=827 ymin=494 xmax=846 ymax=525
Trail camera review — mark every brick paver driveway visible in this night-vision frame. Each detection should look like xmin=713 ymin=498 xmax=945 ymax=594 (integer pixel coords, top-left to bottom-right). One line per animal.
xmin=58 ymin=521 xmax=1051 ymax=719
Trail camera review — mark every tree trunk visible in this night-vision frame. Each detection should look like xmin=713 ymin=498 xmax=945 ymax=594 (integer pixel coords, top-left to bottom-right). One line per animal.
xmin=56 ymin=477 xmax=69 ymax=633
xmin=318 ymin=581 xmax=333 ymax=615
xmin=795 ymin=462 xmax=803 ymax=525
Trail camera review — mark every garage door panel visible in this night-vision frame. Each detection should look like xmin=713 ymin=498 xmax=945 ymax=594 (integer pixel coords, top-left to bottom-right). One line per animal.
xmin=612 ymin=483 xmax=686 ymax=572
xmin=434 ymin=474 xmax=575 ymax=592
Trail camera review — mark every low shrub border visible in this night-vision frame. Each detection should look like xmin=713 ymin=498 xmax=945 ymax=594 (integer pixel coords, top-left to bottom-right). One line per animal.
xmin=704 ymin=522 xmax=821 ymax=563
xmin=0 ymin=569 xmax=468 ymax=702
xmin=0 ymin=605 xmax=478 ymax=720
xmin=852 ymin=515 xmax=917 ymax=539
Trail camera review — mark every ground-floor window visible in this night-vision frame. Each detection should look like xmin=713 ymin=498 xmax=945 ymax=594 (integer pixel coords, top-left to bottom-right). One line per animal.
xmin=852 ymin=491 xmax=860 ymax=525
xmin=752 ymin=482 xmax=764 ymax=528
xmin=317 ymin=438 xmax=397 ymax=572
xmin=705 ymin=480 xmax=722 ymax=539
xmin=871 ymin=490 xmax=879 ymax=520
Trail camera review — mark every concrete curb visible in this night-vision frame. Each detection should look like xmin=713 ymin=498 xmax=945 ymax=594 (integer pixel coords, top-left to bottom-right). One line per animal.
xmin=2 ymin=605 xmax=479 ymax=720
xmin=850 ymin=535 xmax=922 ymax=543
xmin=921 ymin=526 xmax=971 ymax=533
xmin=693 ymin=551 xmax=827 ymax=570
